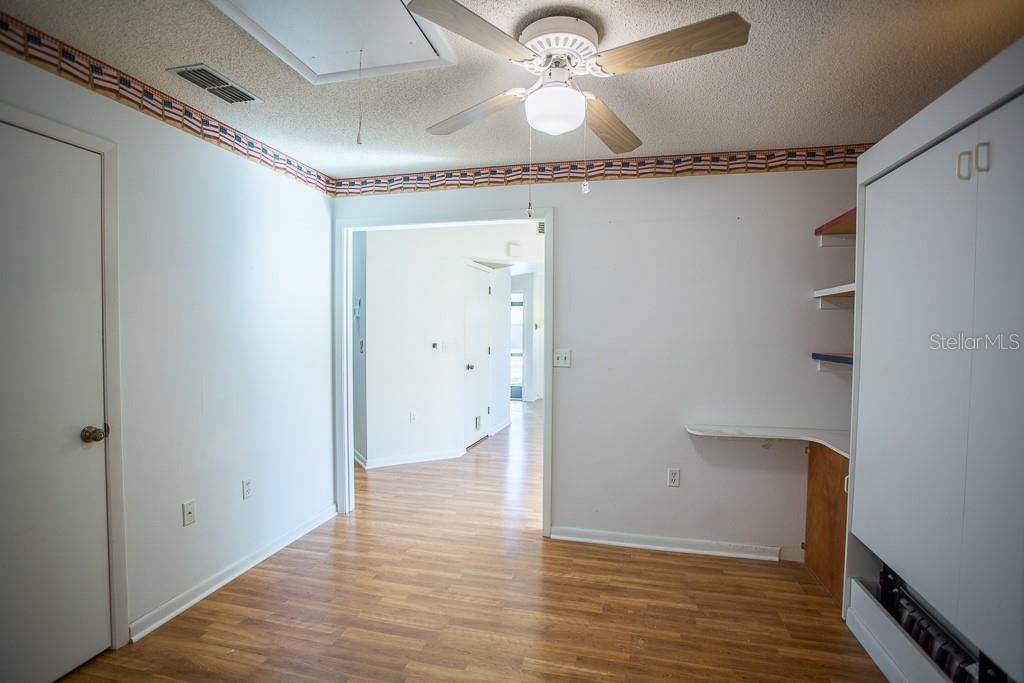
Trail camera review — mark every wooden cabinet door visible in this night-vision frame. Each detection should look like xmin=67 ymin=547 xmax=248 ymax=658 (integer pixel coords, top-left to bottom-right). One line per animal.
xmin=805 ymin=443 xmax=849 ymax=603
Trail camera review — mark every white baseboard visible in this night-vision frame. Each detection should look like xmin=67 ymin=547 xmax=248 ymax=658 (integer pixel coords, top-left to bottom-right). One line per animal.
xmin=362 ymin=448 xmax=465 ymax=469
xmin=353 ymin=449 xmax=367 ymax=468
xmin=847 ymin=578 xmax=948 ymax=683
xmin=488 ymin=420 xmax=511 ymax=435
xmin=129 ymin=503 xmax=338 ymax=641
xmin=847 ymin=604 xmax=902 ymax=682
xmin=779 ymin=543 xmax=806 ymax=562
xmin=549 ymin=526 xmax=780 ymax=562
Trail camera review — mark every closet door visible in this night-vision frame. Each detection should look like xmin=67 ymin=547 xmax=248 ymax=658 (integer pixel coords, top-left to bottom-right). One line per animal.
xmin=956 ymin=93 xmax=1024 ymax=682
xmin=853 ymin=122 xmax=978 ymax=620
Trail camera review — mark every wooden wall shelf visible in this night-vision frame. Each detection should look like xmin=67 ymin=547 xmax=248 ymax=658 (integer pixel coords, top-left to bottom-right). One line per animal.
xmin=812 ymin=352 xmax=853 ymax=366
xmin=814 ymin=283 xmax=856 ymax=300
xmin=814 ymin=208 xmax=856 ymax=236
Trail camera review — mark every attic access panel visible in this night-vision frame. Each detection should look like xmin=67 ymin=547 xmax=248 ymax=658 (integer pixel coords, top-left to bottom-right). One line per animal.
xmin=209 ymin=0 xmax=456 ymax=84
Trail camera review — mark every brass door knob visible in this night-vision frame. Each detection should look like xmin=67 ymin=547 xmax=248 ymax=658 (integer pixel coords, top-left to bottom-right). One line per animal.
xmin=80 ymin=426 xmax=106 ymax=443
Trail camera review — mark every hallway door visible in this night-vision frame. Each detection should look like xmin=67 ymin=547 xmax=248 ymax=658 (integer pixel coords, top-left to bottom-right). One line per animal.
xmin=464 ymin=265 xmax=490 ymax=446
xmin=487 ymin=269 xmax=511 ymax=433
xmin=0 ymin=121 xmax=111 ymax=681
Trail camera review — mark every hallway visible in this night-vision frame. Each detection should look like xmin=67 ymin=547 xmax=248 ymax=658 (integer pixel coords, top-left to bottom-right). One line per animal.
xmin=69 ymin=400 xmax=880 ymax=682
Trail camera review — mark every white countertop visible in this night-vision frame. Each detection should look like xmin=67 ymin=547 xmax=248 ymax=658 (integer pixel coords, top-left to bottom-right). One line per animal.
xmin=685 ymin=424 xmax=850 ymax=458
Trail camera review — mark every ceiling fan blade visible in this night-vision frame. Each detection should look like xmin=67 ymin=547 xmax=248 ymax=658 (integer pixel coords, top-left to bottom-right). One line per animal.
xmin=427 ymin=89 xmax=526 ymax=135
xmin=593 ymin=12 xmax=750 ymax=75
xmin=407 ymin=0 xmax=537 ymax=62
xmin=585 ymin=96 xmax=642 ymax=154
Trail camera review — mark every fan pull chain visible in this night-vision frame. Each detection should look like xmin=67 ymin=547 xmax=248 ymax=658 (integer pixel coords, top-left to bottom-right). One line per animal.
xmin=527 ymin=126 xmax=534 ymax=218
xmin=355 ymin=49 xmax=364 ymax=145
xmin=582 ymin=106 xmax=590 ymax=194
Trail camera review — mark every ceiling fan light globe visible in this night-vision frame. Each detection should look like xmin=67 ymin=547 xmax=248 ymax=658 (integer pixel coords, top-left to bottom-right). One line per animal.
xmin=524 ymin=85 xmax=586 ymax=136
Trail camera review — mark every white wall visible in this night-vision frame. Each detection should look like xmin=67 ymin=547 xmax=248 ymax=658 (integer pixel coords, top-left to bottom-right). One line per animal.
xmin=351 ymin=230 xmax=368 ymax=463
xmin=362 ymin=222 xmax=539 ymax=467
xmin=335 ymin=170 xmax=856 ymax=556
xmin=0 ymin=54 xmax=336 ymax=633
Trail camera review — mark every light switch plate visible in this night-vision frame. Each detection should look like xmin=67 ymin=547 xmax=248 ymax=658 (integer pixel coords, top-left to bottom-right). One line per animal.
xmin=182 ymin=499 xmax=196 ymax=526
xmin=553 ymin=348 xmax=572 ymax=367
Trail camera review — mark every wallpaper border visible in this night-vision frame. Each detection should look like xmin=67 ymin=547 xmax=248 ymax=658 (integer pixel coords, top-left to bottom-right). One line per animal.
xmin=1 ymin=12 xmax=869 ymax=199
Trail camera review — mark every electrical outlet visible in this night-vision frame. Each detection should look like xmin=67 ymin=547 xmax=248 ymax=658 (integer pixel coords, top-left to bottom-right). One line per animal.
xmin=242 ymin=479 xmax=253 ymax=500
xmin=182 ymin=499 xmax=196 ymax=526
xmin=553 ymin=348 xmax=572 ymax=367
xmin=667 ymin=468 xmax=680 ymax=488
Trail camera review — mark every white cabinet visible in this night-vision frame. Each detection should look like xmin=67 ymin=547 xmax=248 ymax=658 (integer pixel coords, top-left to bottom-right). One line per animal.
xmin=852 ymin=87 xmax=1023 ymax=680
xmin=853 ymin=121 xmax=978 ymax=620
xmin=956 ymin=92 xmax=1024 ymax=682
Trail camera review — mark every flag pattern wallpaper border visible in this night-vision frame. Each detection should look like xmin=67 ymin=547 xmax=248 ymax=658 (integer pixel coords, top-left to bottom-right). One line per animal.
xmin=0 ymin=12 xmax=869 ymax=199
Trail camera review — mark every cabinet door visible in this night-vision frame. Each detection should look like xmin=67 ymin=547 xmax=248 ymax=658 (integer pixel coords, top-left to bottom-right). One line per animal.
xmin=956 ymin=93 xmax=1024 ymax=682
xmin=853 ymin=122 xmax=979 ymax=620
xmin=805 ymin=443 xmax=848 ymax=603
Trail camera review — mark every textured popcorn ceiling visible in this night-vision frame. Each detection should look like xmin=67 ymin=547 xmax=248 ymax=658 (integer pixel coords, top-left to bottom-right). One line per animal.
xmin=2 ymin=0 xmax=1022 ymax=178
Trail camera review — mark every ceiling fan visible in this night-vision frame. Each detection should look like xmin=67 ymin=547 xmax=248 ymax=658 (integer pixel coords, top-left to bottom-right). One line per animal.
xmin=406 ymin=0 xmax=751 ymax=154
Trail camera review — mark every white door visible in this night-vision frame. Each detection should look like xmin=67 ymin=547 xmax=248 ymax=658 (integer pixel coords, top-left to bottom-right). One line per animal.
xmin=853 ymin=122 xmax=979 ymax=620
xmin=487 ymin=269 xmax=511 ymax=433
xmin=463 ymin=265 xmax=490 ymax=446
xmin=956 ymin=93 xmax=1024 ymax=682
xmin=0 ymin=122 xmax=110 ymax=681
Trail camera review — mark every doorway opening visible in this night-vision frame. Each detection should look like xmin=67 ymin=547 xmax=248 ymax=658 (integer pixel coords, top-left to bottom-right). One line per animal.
xmin=510 ymin=292 xmax=524 ymax=399
xmin=335 ymin=215 xmax=552 ymax=534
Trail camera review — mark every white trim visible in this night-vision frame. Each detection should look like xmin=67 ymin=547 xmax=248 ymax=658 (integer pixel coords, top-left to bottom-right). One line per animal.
xmin=549 ymin=526 xmax=780 ymax=562
xmin=0 ymin=103 xmax=130 ymax=649
xmin=335 ymin=226 xmax=356 ymax=513
xmin=207 ymin=0 xmax=456 ymax=85
xmin=843 ymin=176 xmax=870 ymax=618
xmin=128 ymin=504 xmax=338 ymax=642
xmin=542 ymin=213 xmax=553 ymax=537
xmin=360 ymin=449 xmax=467 ymax=470
xmin=353 ymin=449 xmax=367 ymax=468
xmin=857 ymin=37 xmax=1023 ymax=186
xmin=778 ymin=544 xmax=806 ymax=563
xmin=846 ymin=608 xmax=904 ymax=683
xmin=847 ymin=579 xmax=948 ymax=683
xmin=488 ymin=420 xmax=512 ymax=435
xmin=334 ymin=209 xmax=554 ymax=535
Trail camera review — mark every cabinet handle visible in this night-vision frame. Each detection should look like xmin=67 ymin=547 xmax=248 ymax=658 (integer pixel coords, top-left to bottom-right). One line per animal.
xmin=956 ymin=151 xmax=972 ymax=180
xmin=974 ymin=142 xmax=990 ymax=172
xmin=843 ymin=475 xmax=849 ymax=494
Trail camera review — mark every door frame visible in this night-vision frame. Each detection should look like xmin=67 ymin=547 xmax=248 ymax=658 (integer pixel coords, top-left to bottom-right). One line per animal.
xmin=333 ymin=210 xmax=554 ymax=535
xmin=463 ymin=261 xmax=493 ymax=449
xmin=0 ymin=104 xmax=130 ymax=648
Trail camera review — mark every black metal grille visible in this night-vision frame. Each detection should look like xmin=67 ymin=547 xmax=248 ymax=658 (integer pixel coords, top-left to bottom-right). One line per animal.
xmin=171 ymin=65 xmax=259 ymax=104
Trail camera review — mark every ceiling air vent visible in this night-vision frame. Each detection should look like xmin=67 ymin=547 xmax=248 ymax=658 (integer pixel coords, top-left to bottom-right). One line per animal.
xmin=169 ymin=64 xmax=261 ymax=104
xmin=536 ymin=220 xmax=545 ymax=234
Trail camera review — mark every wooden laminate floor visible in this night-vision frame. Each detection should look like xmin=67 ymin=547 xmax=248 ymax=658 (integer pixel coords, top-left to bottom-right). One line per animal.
xmin=69 ymin=401 xmax=882 ymax=682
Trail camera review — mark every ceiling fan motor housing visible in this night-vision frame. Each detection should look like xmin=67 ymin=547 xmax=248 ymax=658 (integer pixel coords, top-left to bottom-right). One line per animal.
xmin=518 ymin=16 xmax=610 ymax=77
